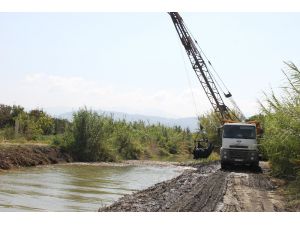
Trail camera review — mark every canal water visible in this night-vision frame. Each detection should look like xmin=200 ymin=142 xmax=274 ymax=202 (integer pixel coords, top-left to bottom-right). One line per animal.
xmin=0 ymin=164 xmax=182 ymax=211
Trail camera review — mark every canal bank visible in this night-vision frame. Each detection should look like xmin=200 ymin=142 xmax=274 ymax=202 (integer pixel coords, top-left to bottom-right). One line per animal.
xmin=0 ymin=143 xmax=72 ymax=170
xmin=0 ymin=143 xmax=187 ymax=170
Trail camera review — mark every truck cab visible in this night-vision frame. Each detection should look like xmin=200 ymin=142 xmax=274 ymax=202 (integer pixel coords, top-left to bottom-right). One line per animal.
xmin=220 ymin=123 xmax=259 ymax=169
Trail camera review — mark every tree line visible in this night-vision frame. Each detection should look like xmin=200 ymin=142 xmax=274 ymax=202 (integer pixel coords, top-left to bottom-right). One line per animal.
xmin=0 ymin=104 xmax=194 ymax=161
xmin=55 ymin=108 xmax=194 ymax=162
xmin=0 ymin=104 xmax=69 ymax=140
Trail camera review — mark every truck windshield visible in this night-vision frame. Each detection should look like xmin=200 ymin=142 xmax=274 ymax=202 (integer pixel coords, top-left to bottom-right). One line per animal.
xmin=223 ymin=125 xmax=256 ymax=139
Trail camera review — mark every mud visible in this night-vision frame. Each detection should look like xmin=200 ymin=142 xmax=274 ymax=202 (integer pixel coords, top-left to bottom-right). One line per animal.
xmin=99 ymin=161 xmax=285 ymax=212
xmin=0 ymin=144 xmax=72 ymax=170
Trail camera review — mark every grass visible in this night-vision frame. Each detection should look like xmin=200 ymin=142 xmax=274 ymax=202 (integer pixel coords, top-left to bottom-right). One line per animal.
xmin=185 ymin=152 xmax=220 ymax=164
xmin=0 ymin=132 xmax=58 ymax=146
xmin=285 ymin=177 xmax=300 ymax=211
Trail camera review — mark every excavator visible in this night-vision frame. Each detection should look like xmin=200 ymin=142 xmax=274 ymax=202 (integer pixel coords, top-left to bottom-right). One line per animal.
xmin=168 ymin=12 xmax=261 ymax=168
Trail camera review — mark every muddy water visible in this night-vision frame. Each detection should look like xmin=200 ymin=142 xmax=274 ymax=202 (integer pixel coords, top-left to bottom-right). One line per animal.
xmin=0 ymin=164 xmax=182 ymax=211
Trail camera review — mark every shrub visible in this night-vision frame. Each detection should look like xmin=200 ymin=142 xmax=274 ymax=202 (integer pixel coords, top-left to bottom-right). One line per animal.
xmin=64 ymin=108 xmax=115 ymax=162
xmin=3 ymin=126 xmax=15 ymax=139
xmin=260 ymin=62 xmax=300 ymax=179
xmin=55 ymin=108 xmax=194 ymax=162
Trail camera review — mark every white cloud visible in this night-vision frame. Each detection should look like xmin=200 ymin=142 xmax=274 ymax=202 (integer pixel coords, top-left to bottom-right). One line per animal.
xmin=2 ymin=73 xmax=259 ymax=118
xmin=21 ymin=73 xmax=214 ymax=117
xmin=25 ymin=73 xmax=44 ymax=82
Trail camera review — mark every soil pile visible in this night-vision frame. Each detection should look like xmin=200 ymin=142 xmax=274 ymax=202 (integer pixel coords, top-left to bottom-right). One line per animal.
xmin=0 ymin=144 xmax=72 ymax=170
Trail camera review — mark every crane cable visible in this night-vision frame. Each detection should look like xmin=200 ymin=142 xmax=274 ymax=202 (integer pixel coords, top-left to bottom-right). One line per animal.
xmin=184 ymin=24 xmax=231 ymax=95
xmin=181 ymin=22 xmax=226 ymax=98
xmin=184 ymin=22 xmax=246 ymax=120
xmin=176 ymin=35 xmax=201 ymax=118
xmin=197 ymin=42 xmax=231 ymax=94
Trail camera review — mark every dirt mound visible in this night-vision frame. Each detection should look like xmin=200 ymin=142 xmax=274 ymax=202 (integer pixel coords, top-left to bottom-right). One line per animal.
xmin=0 ymin=144 xmax=72 ymax=170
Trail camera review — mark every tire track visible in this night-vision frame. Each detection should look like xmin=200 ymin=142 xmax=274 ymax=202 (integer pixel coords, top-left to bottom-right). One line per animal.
xmin=99 ymin=161 xmax=285 ymax=212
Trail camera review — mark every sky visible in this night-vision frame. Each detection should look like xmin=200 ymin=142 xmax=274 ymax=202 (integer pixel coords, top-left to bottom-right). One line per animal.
xmin=0 ymin=12 xmax=299 ymax=118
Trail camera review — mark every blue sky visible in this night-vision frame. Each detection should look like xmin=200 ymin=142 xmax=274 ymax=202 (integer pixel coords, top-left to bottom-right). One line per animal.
xmin=0 ymin=13 xmax=299 ymax=118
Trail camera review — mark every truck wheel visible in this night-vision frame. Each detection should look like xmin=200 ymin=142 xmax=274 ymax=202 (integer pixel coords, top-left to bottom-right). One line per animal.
xmin=251 ymin=161 xmax=259 ymax=171
xmin=221 ymin=162 xmax=228 ymax=170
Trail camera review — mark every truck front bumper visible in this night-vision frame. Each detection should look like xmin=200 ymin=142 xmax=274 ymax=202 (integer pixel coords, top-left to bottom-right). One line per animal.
xmin=220 ymin=148 xmax=259 ymax=165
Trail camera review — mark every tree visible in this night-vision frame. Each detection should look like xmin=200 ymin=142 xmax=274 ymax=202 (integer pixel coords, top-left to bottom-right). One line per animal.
xmin=53 ymin=118 xmax=69 ymax=134
xmin=0 ymin=104 xmax=12 ymax=128
xmin=11 ymin=105 xmax=24 ymax=119
xmin=27 ymin=109 xmax=54 ymax=135
xmin=198 ymin=111 xmax=222 ymax=146
xmin=67 ymin=108 xmax=114 ymax=162
xmin=16 ymin=111 xmax=43 ymax=140
xmin=36 ymin=114 xmax=54 ymax=135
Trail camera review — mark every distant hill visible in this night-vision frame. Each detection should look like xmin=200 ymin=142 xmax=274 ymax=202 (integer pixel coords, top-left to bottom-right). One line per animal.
xmin=59 ymin=110 xmax=199 ymax=131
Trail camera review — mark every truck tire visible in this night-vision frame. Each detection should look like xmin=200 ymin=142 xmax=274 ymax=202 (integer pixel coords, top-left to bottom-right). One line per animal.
xmin=221 ymin=162 xmax=228 ymax=170
xmin=251 ymin=161 xmax=259 ymax=171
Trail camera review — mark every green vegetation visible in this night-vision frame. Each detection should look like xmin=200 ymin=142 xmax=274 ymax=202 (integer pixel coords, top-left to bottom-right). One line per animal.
xmin=259 ymin=62 xmax=300 ymax=209
xmin=56 ymin=108 xmax=194 ymax=162
xmin=198 ymin=111 xmax=222 ymax=147
xmin=0 ymin=104 xmax=69 ymax=143
xmin=0 ymin=105 xmax=195 ymax=162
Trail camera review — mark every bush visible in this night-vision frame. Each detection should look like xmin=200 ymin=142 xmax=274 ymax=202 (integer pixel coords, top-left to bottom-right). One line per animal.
xmin=3 ymin=126 xmax=15 ymax=139
xmin=260 ymin=62 xmax=300 ymax=179
xmin=55 ymin=108 xmax=194 ymax=162
xmin=66 ymin=108 xmax=115 ymax=162
xmin=16 ymin=112 xmax=43 ymax=140
xmin=198 ymin=111 xmax=222 ymax=146
xmin=114 ymin=128 xmax=141 ymax=160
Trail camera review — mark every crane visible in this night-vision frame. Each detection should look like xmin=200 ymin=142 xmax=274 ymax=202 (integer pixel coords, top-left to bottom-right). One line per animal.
xmin=168 ymin=13 xmax=261 ymax=166
xmin=168 ymin=12 xmax=244 ymax=123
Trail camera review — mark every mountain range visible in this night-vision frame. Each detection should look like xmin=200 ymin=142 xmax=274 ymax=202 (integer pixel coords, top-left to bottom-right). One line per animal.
xmin=59 ymin=110 xmax=199 ymax=131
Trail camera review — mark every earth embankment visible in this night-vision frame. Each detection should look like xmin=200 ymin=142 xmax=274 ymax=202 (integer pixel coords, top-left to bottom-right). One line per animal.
xmin=0 ymin=143 xmax=72 ymax=170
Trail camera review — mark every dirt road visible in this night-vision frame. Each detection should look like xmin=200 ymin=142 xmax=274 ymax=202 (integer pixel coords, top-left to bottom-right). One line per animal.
xmin=99 ymin=161 xmax=285 ymax=212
